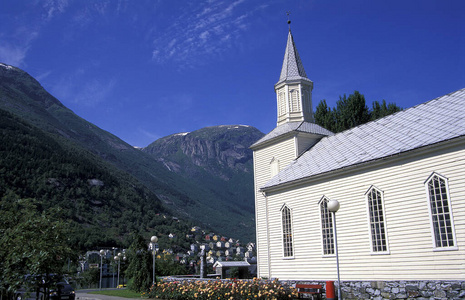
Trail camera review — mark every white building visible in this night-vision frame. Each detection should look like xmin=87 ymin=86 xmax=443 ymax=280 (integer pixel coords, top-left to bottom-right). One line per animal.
xmin=251 ymin=27 xmax=465 ymax=297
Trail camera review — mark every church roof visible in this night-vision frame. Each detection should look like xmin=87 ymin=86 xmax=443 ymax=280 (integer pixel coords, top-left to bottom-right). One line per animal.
xmin=262 ymin=88 xmax=465 ymax=190
xmin=250 ymin=121 xmax=334 ymax=149
xmin=276 ymin=30 xmax=312 ymax=86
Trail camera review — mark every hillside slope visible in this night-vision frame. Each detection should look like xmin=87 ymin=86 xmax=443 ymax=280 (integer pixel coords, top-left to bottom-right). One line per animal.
xmin=144 ymin=125 xmax=263 ymax=216
xmin=0 ymin=63 xmax=262 ymax=242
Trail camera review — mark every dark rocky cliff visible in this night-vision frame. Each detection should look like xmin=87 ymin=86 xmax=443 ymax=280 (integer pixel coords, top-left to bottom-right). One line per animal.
xmin=143 ymin=125 xmax=264 ymax=181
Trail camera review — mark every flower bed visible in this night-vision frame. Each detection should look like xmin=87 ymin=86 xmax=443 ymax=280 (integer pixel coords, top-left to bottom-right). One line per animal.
xmin=147 ymin=278 xmax=298 ymax=300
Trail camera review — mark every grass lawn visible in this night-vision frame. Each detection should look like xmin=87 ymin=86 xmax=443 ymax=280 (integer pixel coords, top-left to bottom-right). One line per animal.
xmin=89 ymin=289 xmax=142 ymax=298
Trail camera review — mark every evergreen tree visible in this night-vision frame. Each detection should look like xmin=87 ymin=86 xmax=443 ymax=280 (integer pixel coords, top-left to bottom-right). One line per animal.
xmin=125 ymin=234 xmax=152 ymax=292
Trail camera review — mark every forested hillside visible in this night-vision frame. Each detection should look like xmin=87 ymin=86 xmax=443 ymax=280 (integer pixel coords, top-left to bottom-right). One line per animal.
xmin=0 ymin=108 xmax=198 ymax=249
xmin=0 ymin=63 xmax=259 ymax=244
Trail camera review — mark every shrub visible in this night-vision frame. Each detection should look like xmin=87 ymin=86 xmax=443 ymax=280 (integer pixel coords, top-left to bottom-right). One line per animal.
xmin=147 ymin=278 xmax=297 ymax=300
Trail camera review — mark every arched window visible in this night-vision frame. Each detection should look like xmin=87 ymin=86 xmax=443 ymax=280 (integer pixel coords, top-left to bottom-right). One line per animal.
xmin=270 ymin=157 xmax=280 ymax=177
xmin=281 ymin=204 xmax=294 ymax=257
xmin=425 ymin=173 xmax=457 ymax=249
xmin=319 ymin=197 xmax=334 ymax=256
xmin=365 ymin=186 xmax=389 ymax=253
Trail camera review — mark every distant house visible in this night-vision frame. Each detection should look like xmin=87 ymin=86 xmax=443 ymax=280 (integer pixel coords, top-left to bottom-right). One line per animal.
xmin=216 ymin=241 xmax=225 ymax=249
xmin=251 ymin=26 xmax=465 ymax=295
xmin=191 ymin=226 xmax=201 ymax=232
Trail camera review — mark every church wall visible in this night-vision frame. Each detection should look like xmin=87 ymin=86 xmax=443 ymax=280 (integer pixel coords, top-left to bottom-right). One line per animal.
xmin=262 ymin=141 xmax=465 ymax=281
xmin=253 ymin=137 xmax=298 ymax=278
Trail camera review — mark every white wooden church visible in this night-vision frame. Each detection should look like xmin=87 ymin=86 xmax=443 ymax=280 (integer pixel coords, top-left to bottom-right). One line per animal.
xmin=251 ymin=27 xmax=465 ymax=291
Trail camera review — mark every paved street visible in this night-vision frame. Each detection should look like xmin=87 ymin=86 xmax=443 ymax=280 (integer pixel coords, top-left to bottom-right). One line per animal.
xmin=76 ymin=290 xmax=142 ymax=300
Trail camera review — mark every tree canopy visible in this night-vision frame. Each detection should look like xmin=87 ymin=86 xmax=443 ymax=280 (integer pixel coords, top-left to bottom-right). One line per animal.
xmin=0 ymin=196 xmax=77 ymax=297
xmin=314 ymin=91 xmax=402 ymax=133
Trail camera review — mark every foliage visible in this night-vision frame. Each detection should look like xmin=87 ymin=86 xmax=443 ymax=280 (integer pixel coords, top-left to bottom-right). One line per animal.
xmin=371 ymin=99 xmax=402 ymax=120
xmin=0 ymin=108 xmax=194 ymax=251
xmin=148 ymin=278 xmax=298 ymax=300
xmin=79 ymin=268 xmax=100 ymax=288
xmin=155 ymin=253 xmax=189 ymax=276
xmin=314 ymin=91 xmax=402 ymax=133
xmin=125 ymin=234 xmax=153 ymax=292
xmin=0 ymin=197 xmax=77 ymax=297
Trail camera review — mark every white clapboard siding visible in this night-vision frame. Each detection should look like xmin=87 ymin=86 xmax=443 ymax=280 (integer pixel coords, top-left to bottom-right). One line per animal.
xmin=260 ymin=142 xmax=465 ymax=281
xmin=254 ymin=137 xmax=299 ymax=278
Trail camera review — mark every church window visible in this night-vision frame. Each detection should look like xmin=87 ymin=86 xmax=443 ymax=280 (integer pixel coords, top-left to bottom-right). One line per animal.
xmin=278 ymin=91 xmax=286 ymax=116
xmin=270 ymin=157 xmax=280 ymax=177
xmin=281 ymin=205 xmax=294 ymax=257
xmin=290 ymin=89 xmax=300 ymax=112
xmin=319 ymin=197 xmax=334 ymax=255
xmin=366 ymin=186 xmax=389 ymax=253
xmin=425 ymin=173 xmax=456 ymax=249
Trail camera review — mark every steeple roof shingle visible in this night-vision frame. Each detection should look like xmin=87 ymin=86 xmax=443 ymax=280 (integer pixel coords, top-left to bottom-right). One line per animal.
xmin=277 ymin=30 xmax=310 ymax=85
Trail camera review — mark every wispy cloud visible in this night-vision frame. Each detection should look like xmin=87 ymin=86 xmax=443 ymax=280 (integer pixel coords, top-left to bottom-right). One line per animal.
xmin=0 ymin=43 xmax=29 ymax=66
xmin=52 ymin=68 xmax=117 ymax=107
xmin=150 ymin=0 xmax=263 ymax=67
xmin=0 ymin=1 xmax=68 ymax=67
xmin=43 ymin=0 xmax=69 ymax=21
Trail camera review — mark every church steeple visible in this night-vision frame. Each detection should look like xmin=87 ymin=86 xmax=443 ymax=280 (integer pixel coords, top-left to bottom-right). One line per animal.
xmin=274 ymin=29 xmax=314 ymax=126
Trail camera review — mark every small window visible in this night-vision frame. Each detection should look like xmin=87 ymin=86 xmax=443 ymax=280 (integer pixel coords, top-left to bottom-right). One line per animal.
xmin=365 ymin=186 xmax=389 ymax=253
xmin=319 ymin=197 xmax=334 ymax=256
xmin=281 ymin=204 xmax=294 ymax=258
xmin=425 ymin=173 xmax=457 ymax=249
xmin=270 ymin=157 xmax=280 ymax=177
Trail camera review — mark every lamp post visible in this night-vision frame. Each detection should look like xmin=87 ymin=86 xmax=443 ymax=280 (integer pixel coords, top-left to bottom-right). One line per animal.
xmin=112 ymin=247 xmax=116 ymax=288
xmin=114 ymin=253 xmax=122 ymax=288
xmin=327 ymin=199 xmax=342 ymax=300
xmin=99 ymin=249 xmax=105 ymax=290
xmin=150 ymin=236 xmax=158 ymax=285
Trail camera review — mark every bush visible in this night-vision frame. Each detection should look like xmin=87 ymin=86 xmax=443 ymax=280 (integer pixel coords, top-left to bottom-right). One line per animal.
xmin=148 ymin=278 xmax=297 ymax=300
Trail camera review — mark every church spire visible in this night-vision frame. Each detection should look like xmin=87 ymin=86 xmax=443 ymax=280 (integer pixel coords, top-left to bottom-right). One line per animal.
xmin=277 ymin=30 xmax=309 ymax=84
xmin=274 ymin=26 xmax=314 ymax=126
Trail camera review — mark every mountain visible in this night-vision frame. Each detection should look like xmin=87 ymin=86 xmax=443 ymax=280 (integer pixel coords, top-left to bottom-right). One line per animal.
xmin=143 ymin=125 xmax=264 ymax=236
xmin=0 ymin=63 xmax=262 ymax=243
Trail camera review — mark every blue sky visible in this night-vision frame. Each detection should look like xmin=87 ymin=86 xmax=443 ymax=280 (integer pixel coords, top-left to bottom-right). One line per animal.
xmin=1 ymin=0 xmax=464 ymax=147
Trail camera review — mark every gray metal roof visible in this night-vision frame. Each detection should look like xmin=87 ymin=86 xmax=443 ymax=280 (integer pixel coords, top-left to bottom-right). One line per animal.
xmin=250 ymin=121 xmax=334 ymax=149
xmin=262 ymin=88 xmax=465 ymax=190
xmin=276 ymin=30 xmax=312 ymax=86
xmin=213 ymin=261 xmax=250 ymax=268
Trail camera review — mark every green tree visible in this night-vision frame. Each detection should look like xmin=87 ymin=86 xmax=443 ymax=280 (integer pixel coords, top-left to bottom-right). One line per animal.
xmin=314 ymin=99 xmax=335 ymax=132
xmin=125 ymin=234 xmax=152 ymax=292
xmin=334 ymin=91 xmax=370 ymax=132
xmin=314 ymin=91 xmax=402 ymax=133
xmin=0 ymin=197 xmax=77 ymax=299
xmin=371 ymin=99 xmax=402 ymax=120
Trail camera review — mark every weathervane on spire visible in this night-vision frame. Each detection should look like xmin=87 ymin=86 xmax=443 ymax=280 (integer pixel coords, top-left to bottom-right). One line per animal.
xmin=286 ymin=11 xmax=291 ymax=30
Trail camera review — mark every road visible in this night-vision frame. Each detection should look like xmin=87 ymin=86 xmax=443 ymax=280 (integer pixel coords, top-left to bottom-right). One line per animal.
xmin=76 ymin=290 xmax=142 ymax=300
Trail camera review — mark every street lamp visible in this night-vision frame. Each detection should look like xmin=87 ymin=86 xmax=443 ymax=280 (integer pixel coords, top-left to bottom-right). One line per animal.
xmin=99 ymin=250 xmax=105 ymax=290
xmin=114 ymin=252 xmax=123 ymax=288
xmin=112 ymin=247 xmax=116 ymax=288
xmin=327 ymin=199 xmax=342 ymax=300
xmin=150 ymin=236 xmax=158 ymax=285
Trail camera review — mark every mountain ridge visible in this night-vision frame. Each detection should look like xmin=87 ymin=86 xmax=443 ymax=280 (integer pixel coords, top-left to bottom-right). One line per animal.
xmin=0 ymin=62 xmax=261 ymax=243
